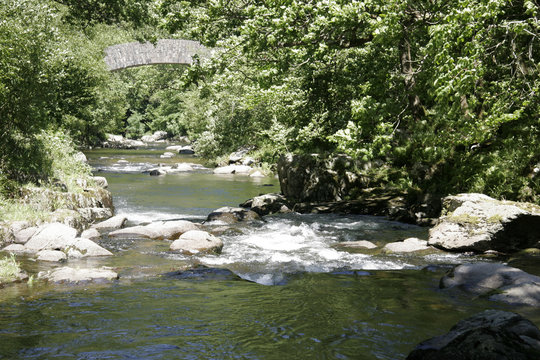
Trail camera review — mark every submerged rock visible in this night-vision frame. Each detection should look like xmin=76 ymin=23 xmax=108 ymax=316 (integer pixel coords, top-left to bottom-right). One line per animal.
xmin=428 ymin=193 xmax=540 ymax=253
xmin=38 ymin=266 xmax=119 ymax=283
xmin=169 ymin=230 xmax=223 ymax=255
xmin=162 ymin=265 xmax=241 ymax=281
xmin=206 ymin=207 xmax=261 ymax=224
xmin=407 ymin=310 xmax=540 ymax=360
xmin=440 ymin=263 xmax=540 ymax=306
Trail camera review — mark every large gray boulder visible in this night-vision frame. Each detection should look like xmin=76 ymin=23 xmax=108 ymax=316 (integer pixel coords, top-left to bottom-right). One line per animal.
xmin=170 ymin=230 xmax=223 ymax=255
xmin=440 ymin=263 xmax=540 ymax=306
xmin=108 ymin=220 xmax=198 ymax=240
xmin=428 ymin=193 xmax=540 ymax=253
xmin=240 ymin=193 xmax=292 ymax=216
xmin=38 ymin=266 xmax=119 ymax=283
xmin=91 ymin=215 xmax=127 ymax=232
xmin=66 ymin=238 xmax=113 ymax=258
xmin=383 ymin=238 xmax=431 ymax=253
xmin=37 ymin=250 xmax=67 ymax=262
xmin=277 ymin=153 xmax=361 ymax=203
xmin=24 ymin=223 xmax=77 ymax=251
xmin=206 ymin=207 xmax=261 ymax=224
xmin=407 ymin=310 xmax=540 ymax=360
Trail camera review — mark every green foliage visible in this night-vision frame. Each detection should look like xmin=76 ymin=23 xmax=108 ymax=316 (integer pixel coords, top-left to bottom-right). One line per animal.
xmin=0 ymin=254 xmax=21 ymax=283
xmin=157 ymin=0 xmax=539 ymax=203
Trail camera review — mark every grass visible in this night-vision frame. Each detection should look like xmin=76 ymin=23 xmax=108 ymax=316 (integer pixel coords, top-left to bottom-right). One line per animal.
xmin=0 ymin=254 xmax=22 ymax=283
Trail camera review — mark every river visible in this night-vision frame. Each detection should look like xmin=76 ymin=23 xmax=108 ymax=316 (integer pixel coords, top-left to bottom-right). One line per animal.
xmin=1 ymin=145 xmax=538 ymax=359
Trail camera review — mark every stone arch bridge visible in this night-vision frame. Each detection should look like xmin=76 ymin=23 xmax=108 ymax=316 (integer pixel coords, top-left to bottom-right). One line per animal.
xmin=104 ymin=39 xmax=212 ymax=71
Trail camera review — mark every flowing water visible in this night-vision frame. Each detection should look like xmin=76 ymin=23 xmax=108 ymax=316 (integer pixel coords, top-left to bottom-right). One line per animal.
xmin=1 ymin=144 xmax=539 ymax=359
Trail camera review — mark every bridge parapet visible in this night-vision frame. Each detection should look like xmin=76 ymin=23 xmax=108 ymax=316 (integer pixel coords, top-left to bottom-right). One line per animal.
xmin=104 ymin=39 xmax=211 ymax=71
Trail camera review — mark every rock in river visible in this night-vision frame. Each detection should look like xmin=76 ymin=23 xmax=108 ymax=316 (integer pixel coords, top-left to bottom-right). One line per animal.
xmin=108 ymin=220 xmax=199 ymax=240
xmin=407 ymin=310 xmax=540 ymax=360
xmin=170 ymin=230 xmax=223 ymax=255
xmin=240 ymin=193 xmax=292 ymax=216
xmin=440 ymin=262 xmax=540 ymax=306
xmin=428 ymin=193 xmax=540 ymax=253
xmin=24 ymin=223 xmax=77 ymax=251
xmin=38 ymin=266 xmax=119 ymax=283
xmin=206 ymin=207 xmax=261 ymax=224
xmin=383 ymin=238 xmax=431 ymax=253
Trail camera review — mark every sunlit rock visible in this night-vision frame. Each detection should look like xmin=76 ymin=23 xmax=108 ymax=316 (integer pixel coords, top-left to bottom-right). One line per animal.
xmin=335 ymin=240 xmax=378 ymax=250
xmin=80 ymin=228 xmax=101 ymax=240
xmin=206 ymin=207 xmax=261 ymax=223
xmin=67 ymin=238 xmax=113 ymax=257
xmin=108 ymin=220 xmax=199 ymax=240
xmin=91 ymin=215 xmax=127 ymax=232
xmin=24 ymin=223 xmax=77 ymax=251
xmin=36 ymin=250 xmax=67 ymax=262
xmin=38 ymin=266 xmax=119 ymax=283
xmin=92 ymin=176 xmax=109 ymax=189
xmin=383 ymin=238 xmax=431 ymax=253
xmin=213 ymin=165 xmax=252 ymax=175
xmin=429 ymin=193 xmax=540 ymax=253
xmin=240 ymin=193 xmax=291 ymax=216
xmin=169 ymin=230 xmax=223 ymax=255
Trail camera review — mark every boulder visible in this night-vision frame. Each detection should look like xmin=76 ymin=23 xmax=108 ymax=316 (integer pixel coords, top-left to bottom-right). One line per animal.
xmin=80 ymin=228 xmax=101 ymax=240
xmin=383 ymin=238 xmax=431 ymax=253
xmin=213 ymin=165 xmax=252 ymax=175
xmin=428 ymin=193 xmax=540 ymax=253
xmin=24 ymin=223 xmax=77 ymax=252
xmin=67 ymin=238 xmax=113 ymax=257
xmin=240 ymin=193 xmax=292 ymax=216
xmin=10 ymin=222 xmax=38 ymax=244
xmin=407 ymin=310 xmax=540 ymax=360
xmin=141 ymin=130 xmax=168 ymax=142
xmin=160 ymin=152 xmax=175 ymax=159
xmin=170 ymin=163 xmax=194 ymax=172
xmin=277 ymin=153 xmax=362 ymax=203
xmin=206 ymin=207 xmax=261 ymax=224
xmin=108 ymin=220 xmax=198 ymax=240
xmin=92 ymin=176 xmax=109 ymax=189
xmin=103 ymin=134 xmax=145 ymax=149
xmin=149 ymin=168 xmax=167 ymax=176
xmin=91 ymin=215 xmax=127 ymax=232
xmin=170 ymin=230 xmax=223 ymax=255
xmin=440 ymin=263 xmax=540 ymax=306
xmin=36 ymin=250 xmax=67 ymax=262
xmin=2 ymin=244 xmax=26 ymax=253
xmin=178 ymin=146 xmax=195 ymax=154
xmin=38 ymin=266 xmax=118 ymax=283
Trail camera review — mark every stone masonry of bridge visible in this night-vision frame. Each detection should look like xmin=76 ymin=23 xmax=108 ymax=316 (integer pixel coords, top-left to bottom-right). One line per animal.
xmin=104 ymin=39 xmax=212 ymax=71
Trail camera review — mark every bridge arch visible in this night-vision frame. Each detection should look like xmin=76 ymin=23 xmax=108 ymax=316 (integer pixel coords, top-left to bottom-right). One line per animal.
xmin=104 ymin=39 xmax=212 ymax=71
